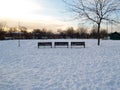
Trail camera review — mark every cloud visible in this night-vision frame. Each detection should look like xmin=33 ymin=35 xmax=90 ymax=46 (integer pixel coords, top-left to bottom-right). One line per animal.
xmin=0 ymin=0 xmax=42 ymax=18
xmin=0 ymin=0 xmax=78 ymax=31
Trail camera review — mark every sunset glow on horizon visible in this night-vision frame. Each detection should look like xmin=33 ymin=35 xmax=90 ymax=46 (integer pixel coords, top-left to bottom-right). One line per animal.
xmin=0 ymin=0 xmax=79 ymax=31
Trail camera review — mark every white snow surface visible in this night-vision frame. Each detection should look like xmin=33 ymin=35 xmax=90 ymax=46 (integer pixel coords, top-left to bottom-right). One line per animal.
xmin=0 ymin=39 xmax=120 ymax=90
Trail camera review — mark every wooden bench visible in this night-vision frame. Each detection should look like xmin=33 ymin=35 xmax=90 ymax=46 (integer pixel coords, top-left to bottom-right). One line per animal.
xmin=54 ymin=42 xmax=69 ymax=48
xmin=38 ymin=42 xmax=52 ymax=48
xmin=71 ymin=42 xmax=85 ymax=48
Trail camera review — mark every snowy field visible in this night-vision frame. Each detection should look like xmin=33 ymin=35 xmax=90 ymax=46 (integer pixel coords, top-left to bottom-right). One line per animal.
xmin=0 ymin=39 xmax=120 ymax=90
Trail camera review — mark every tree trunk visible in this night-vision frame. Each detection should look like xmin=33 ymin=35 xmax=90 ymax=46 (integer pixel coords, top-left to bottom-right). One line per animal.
xmin=97 ymin=23 xmax=101 ymax=46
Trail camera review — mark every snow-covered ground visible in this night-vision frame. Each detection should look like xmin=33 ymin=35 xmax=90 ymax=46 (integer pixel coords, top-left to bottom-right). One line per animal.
xmin=0 ymin=39 xmax=120 ymax=90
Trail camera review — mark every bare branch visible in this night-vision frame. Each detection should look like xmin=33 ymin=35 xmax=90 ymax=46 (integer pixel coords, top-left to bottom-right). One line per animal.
xmin=63 ymin=0 xmax=120 ymax=45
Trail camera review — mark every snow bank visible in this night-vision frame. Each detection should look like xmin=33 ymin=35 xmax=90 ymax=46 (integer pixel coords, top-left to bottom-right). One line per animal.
xmin=0 ymin=39 xmax=120 ymax=90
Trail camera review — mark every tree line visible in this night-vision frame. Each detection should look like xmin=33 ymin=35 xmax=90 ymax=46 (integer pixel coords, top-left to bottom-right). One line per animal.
xmin=0 ymin=26 xmax=109 ymax=40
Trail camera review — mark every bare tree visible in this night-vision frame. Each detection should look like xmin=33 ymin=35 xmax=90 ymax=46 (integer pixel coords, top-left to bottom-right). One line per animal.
xmin=0 ymin=22 xmax=7 ymax=40
xmin=63 ymin=0 xmax=120 ymax=45
xmin=19 ymin=26 xmax=27 ymax=32
xmin=76 ymin=27 xmax=88 ymax=38
xmin=65 ymin=27 xmax=75 ymax=38
xmin=0 ymin=22 xmax=6 ymax=30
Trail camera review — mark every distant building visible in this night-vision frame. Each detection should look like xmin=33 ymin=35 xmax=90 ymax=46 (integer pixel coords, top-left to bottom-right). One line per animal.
xmin=5 ymin=37 xmax=14 ymax=40
xmin=102 ymin=36 xmax=110 ymax=40
xmin=109 ymin=32 xmax=120 ymax=40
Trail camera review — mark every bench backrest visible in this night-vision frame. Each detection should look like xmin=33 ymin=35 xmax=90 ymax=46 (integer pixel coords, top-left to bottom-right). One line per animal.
xmin=71 ymin=42 xmax=85 ymax=45
xmin=38 ymin=42 xmax=52 ymax=46
xmin=55 ymin=42 xmax=68 ymax=46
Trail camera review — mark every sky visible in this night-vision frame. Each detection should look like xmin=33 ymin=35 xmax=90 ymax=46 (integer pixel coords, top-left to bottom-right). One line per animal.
xmin=0 ymin=0 xmax=119 ymax=32
xmin=0 ymin=0 xmax=79 ymax=31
